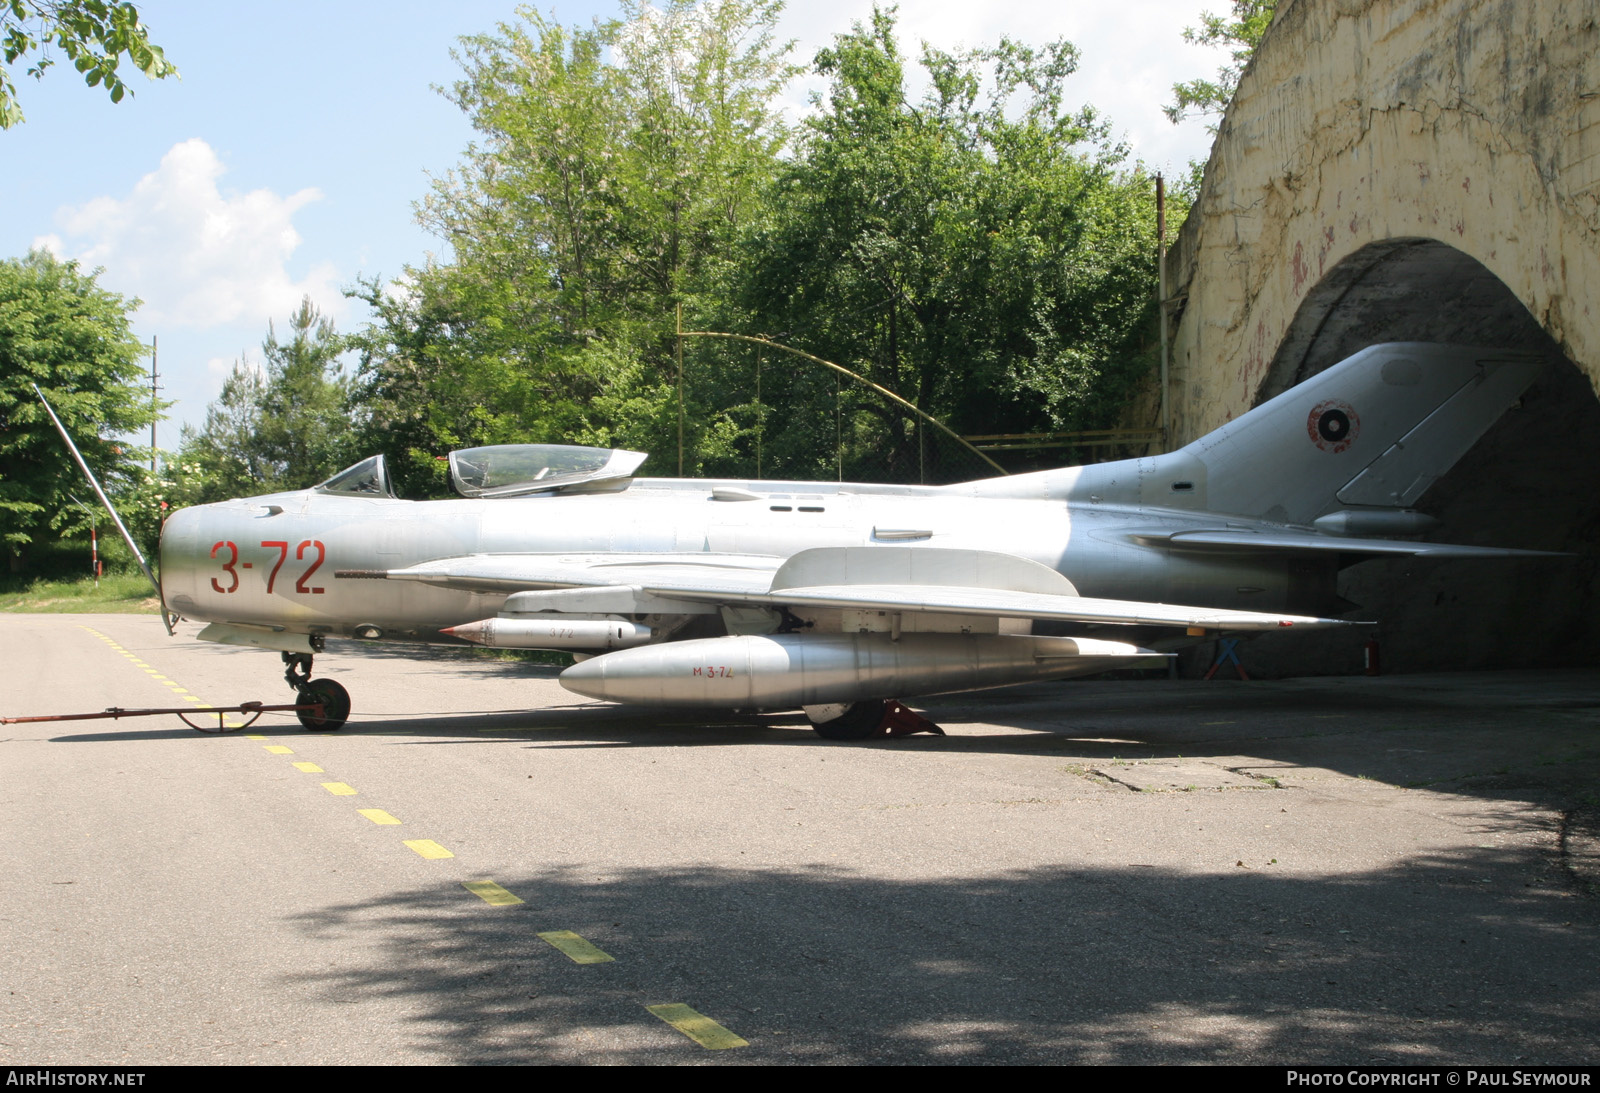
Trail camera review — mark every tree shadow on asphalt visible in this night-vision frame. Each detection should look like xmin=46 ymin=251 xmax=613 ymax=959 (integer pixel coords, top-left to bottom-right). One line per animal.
xmin=282 ymin=848 xmax=1600 ymax=1065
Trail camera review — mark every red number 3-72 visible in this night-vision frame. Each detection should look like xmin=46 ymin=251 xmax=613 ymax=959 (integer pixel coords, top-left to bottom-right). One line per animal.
xmin=209 ymin=539 xmax=326 ymax=595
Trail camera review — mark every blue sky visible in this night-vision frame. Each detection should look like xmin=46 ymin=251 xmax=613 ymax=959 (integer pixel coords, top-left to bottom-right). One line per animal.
xmin=1 ymin=0 xmax=1220 ymax=446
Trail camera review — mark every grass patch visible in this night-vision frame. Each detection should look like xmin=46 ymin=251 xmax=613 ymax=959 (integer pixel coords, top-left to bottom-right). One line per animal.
xmin=0 ymin=572 xmax=160 ymax=614
xmin=474 ymin=647 xmax=577 ymax=668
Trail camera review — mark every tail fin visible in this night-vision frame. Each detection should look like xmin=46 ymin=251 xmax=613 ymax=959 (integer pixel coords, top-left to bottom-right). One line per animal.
xmin=1181 ymin=343 xmax=1543 ymax=524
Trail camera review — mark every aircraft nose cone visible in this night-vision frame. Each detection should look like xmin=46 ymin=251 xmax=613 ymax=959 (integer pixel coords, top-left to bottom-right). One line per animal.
xmin=157 ymin=503 xmax=204 ymax=607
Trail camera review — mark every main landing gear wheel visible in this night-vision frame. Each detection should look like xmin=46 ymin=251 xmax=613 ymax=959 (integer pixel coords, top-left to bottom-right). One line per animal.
xmin=296 ymin=678 xmax=350 ymax=731
xmin=808 ymin=700 xmax=888 ymax=741
xmin=804 ymin=699 xmax=946 ymax=740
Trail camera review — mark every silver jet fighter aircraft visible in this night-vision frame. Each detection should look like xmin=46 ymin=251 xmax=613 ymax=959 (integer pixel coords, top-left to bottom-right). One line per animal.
xmin=156 ymin=343 xmax=1555 ymax=738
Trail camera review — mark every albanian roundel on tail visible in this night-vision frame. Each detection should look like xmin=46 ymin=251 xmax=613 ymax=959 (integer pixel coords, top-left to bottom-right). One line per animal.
xmin=1307 ymin=399 xmax=1360 ymax=453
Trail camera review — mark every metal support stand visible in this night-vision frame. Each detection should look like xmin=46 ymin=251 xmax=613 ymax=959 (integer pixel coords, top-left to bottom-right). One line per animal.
xmin=1203 ymin=638 xmax=1252 ymax=681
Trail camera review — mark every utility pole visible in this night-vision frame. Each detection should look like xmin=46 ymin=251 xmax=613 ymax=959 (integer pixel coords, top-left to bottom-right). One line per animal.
xmin=1157 ymin=175 xmax=1170 ymax=451
xmin=149 ymin=336 xmax=160 ymax=473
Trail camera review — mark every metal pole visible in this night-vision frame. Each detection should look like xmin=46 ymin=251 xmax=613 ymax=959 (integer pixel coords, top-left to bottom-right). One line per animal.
xmin=34 ymin=386 xmax=173 ymax=634
xmin=1157 ymin=174 xmax=1170 ymax=451
xmin=678 ymin=330 xmax=1007 ymax=475
xmin=70 ymin=495 xmax=98 ymax=588
xmin=149 ymin=335 xmax=159 ymax=473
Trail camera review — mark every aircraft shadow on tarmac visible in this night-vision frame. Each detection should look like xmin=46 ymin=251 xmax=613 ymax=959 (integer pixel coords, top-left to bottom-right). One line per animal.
xmin=50 ymin=659 xmax=1600 ymax=775
xmin=282 ymin=849 xmax=1598 ymax=1065
xmin=50 ymin=665 xmax=1600 ymax=814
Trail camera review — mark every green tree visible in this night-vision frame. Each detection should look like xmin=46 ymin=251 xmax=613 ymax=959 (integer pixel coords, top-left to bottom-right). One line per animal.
xmin=728 ymin=8 xmax=1160 ymax=481
xmin=352 ymin=0 xmax=796 ymax=490
xmin=1 ymin=0 xmax=178 ymax=129
xmin=0 ymin=249 xmax=155 ymax=573
xmin=1164 ymin=0 xmax=1277 ymax=127
xmin=181 ymin=297 xmax=352 ymax=500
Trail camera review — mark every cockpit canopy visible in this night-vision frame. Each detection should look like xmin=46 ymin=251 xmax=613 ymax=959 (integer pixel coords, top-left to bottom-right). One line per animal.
xmin=316 ymin=454 xmax=396 ymax=497
xmin=316 ymin=445 xmax=648 ymax=500
xmin=449 ymin=444 xmax=648 ymax=497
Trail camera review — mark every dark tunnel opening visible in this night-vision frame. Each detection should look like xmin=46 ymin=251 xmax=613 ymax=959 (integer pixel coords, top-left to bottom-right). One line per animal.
xmin=1221 ymin=239 xmax=1600 ymax=675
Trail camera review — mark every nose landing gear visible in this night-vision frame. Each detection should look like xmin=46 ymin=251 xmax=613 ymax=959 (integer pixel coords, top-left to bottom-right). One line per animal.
xmin=282 ymin=652 xmax=350 ymax=731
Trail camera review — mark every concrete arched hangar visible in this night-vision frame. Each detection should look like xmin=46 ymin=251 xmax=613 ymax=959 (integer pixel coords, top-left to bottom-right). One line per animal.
xmin=1161 ymin=0 xmax=1600 ymax=673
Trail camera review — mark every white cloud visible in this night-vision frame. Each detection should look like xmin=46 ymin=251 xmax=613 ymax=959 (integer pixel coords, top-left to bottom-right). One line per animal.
xmin=41 ymin=138 xmax=345 ymax=329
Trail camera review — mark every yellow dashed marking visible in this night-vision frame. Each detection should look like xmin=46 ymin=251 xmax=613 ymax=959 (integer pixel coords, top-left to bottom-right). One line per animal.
xmin=264 ymin=745 xmax=294 ymax=755
xmin=645 ymin=1004 xmax=746 ymax=1049
xmin=538 ymin=930 xmax=614 ymax=964
xmin=463 ymin=880 xmax=524 ymax=906
xmin=403 ymin=839 xmax=453 ymax=859
xmin=358 ymin=809 xmax=400 ymax=825
xmin=292 ymin=761 xmax=324 ymax=773
xmin=81 ymin=629 xmax=226 ymax=719
xmin=322 ymin=782 xmax=357 ymax=796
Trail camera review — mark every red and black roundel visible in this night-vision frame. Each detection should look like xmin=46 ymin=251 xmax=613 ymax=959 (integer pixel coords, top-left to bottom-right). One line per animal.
xmin=1307 ymin=399 xmax=1359 ymax=453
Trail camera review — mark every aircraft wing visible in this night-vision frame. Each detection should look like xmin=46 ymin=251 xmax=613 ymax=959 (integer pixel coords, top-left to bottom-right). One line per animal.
xmin=344 ymin=547 xmax=1358 ymax=631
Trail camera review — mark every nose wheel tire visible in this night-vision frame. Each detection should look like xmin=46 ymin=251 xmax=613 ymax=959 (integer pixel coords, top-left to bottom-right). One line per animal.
xmin=296 ymin=678 xmax=350 ymax=731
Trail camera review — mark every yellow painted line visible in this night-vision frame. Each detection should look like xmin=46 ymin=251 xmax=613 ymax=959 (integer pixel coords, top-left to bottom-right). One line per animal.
xmin=404 ymin=839 xmax=454 ymax=859
xmin=264 ymin=745 xmax=294 ymax=755
xmin=292 ymin=761 xmax=324 ymax=773
xmin=246 ymin=734 xmax=266 ymax=740
xmin=322 ymin=782 xmax=357 ymax=796
xmin=645 ymin=1004 xmax=746 ymax=1049
xmin=358 ymin=808 xmax=401 ymax=825
xmin=538 ymin=930 xmax=614 ymax=964
xmin=463 ymin=880 xmax=524 ymax=906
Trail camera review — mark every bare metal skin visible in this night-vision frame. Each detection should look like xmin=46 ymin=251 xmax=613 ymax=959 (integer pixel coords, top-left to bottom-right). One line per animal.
xmin=156 ymin=343 xmax=1554 ymax=734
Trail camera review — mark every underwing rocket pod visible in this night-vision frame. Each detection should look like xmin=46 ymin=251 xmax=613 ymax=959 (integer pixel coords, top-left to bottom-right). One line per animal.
xmin=557 ymin=633 xmax=1167 ymax=708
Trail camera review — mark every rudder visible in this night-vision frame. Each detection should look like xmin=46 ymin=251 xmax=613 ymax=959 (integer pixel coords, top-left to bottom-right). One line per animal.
xmin=1182 ymin=343 xmax=1544 ymax=524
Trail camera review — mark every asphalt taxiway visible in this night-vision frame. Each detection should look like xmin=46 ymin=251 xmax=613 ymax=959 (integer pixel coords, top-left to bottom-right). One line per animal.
xmin=2 ymin=613 xmax=1597 ymax=1064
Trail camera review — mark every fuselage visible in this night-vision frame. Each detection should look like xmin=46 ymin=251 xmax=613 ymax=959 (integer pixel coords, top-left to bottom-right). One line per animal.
xmin=159 ymin=473 xmax=1336 ymax=643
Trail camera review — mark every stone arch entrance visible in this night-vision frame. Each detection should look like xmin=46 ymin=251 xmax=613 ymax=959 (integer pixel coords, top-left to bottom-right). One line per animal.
xmin=1159 ymin=0 xmax=1600 ymax=674
xmin=1229 ymin=239 xmax=1600 ymax=673
xmin=1261 ymin=239 xmax=1568 ymax=400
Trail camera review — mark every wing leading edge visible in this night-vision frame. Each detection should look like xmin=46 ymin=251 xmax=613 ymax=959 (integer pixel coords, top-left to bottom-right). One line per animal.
xmin=341 ymin=546 xmax=1359 ymax=631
